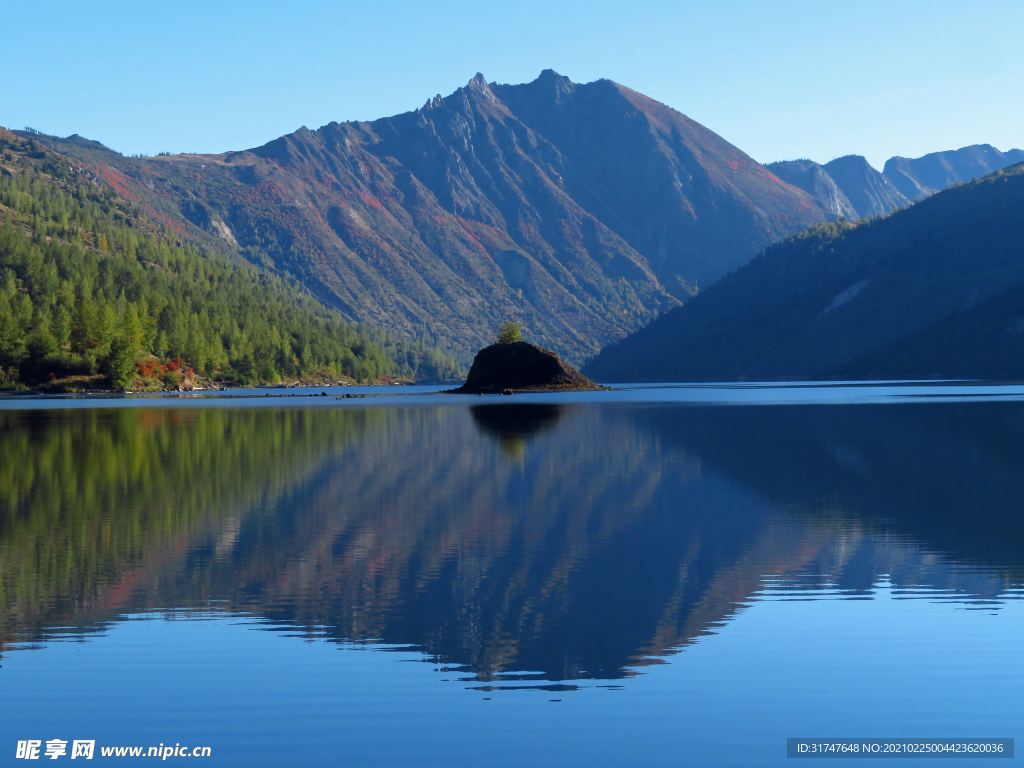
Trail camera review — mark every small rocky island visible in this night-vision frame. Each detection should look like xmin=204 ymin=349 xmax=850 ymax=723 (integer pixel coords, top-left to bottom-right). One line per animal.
xmin=451 ymin=341 xmax=610 ymax=394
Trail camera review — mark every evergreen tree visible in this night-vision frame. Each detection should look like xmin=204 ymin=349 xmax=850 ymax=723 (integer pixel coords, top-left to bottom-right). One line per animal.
xmin=0 ymin=132 xmax=461 ymax=389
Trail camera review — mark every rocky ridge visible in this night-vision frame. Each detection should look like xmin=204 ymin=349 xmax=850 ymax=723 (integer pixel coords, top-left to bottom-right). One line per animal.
xmin=23 ymin=71 xmax=827 ymax=365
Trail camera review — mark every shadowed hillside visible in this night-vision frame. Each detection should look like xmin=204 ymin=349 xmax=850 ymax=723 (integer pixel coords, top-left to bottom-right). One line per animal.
xmin=585 ymin=163 xmax=1024 ymax=382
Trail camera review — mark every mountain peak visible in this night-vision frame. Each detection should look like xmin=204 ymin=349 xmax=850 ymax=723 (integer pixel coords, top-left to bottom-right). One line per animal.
xmin=63 ymin=133 xmax=113 ymax=152
xmin=536 ymin=68 xmax=568 ymax=82
xmin=767 ymin=159 xmax=859 ymax=221
xmin=463 ymin=72 xmax=498 ymax=102
xmin=533 ymin=68 xmax=575 ymax=98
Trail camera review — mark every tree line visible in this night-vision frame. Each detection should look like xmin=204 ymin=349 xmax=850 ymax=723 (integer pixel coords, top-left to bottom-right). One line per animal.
xmin=0 ymin=133 xmax=460 ymax=389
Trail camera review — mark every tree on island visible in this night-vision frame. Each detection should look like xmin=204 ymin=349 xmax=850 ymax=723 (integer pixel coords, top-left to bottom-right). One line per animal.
xmin=495 ymin=322 xmax=524 ymax=344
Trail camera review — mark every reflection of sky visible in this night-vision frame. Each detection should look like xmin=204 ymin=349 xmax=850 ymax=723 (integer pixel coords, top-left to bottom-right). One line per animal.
xmin=2 ymin=588 xmax=1021 ymax=768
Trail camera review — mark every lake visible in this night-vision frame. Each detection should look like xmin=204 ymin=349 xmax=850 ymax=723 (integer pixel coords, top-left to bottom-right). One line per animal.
xmin=1 ymin=383 xmax=1021 ymax=765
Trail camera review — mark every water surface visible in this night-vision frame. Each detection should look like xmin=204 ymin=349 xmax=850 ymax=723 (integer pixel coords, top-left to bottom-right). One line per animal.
xmin=1 ymin=384 xmax=1021 ymax=765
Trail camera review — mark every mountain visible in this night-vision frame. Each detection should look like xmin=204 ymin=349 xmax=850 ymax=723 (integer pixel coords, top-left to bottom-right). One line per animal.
xmin=821 ymin=155 xmax=909 ymax=216
xmin=766 ymin=159 xmax=859 ymax=220
xmin=884 ymin=143 xmax=1024 ymax=201
xmin=0 ymin=127 xmax=460 ymax=389
xmin=583 ymin=162 xmax=1024 ymax=382
xmin=768 ymin=155 xmax=909 ymax=219
xmin=24 ymin=71 xmax=828 ymax=364
xmin=768 ymin=144 xmax=1024 ymax=222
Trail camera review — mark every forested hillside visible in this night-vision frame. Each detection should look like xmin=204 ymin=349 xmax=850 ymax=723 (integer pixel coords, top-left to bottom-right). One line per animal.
xmin=0 ymin=129 xmax=459 ymax=390
xmin=584 ymin=163 xmax=1024 ymax=382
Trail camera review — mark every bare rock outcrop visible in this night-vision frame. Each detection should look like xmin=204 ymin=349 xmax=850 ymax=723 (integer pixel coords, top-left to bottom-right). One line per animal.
xmin=452 ymin=342 xmax=608 ymax=393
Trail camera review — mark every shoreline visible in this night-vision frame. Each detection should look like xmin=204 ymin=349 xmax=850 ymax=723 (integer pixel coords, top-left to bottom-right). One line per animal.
xmin=3 ymin=376 xmax=456 ymax=397
xmin=0 ymin=384 xmax=457 ymax=400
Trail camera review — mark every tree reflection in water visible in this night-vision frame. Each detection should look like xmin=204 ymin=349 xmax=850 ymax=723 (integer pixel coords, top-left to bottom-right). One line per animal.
xmin=1 ymin=400 xmax=1022 ymax=682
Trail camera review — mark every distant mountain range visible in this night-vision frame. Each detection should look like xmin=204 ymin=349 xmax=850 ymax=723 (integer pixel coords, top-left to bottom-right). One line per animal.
xmin=768 ymin=144 xmax=1024 ymax=220
xmin=584 ymin=162 xmax=1024 ymax=382
xmin=885 ymin=144 xmax=1024 ymax=200
xmin=20 ymin=71 xmax=831 ymax=364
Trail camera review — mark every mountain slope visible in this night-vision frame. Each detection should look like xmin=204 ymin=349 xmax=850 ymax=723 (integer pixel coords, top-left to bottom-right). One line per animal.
xmin=0 ymin=127 xmax=459 ymax=388
xmin=26 ymin=71 xmax=827 ymax=363
xmin=584 ymin=163 xmax=1024 ymax=382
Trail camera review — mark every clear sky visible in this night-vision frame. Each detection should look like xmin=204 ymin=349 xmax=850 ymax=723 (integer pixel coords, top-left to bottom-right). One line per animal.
xmin=6 ymin=0 xmax=1022 ymax=169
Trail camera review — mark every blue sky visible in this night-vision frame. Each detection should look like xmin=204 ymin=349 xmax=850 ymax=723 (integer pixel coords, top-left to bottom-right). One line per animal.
xmin=6 ymin=0 xmax=1022 ymax=168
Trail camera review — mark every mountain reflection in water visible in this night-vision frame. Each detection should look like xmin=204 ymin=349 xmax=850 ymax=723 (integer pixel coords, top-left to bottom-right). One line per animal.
xmin=1 ymin=401 xmax=1021 ymax=683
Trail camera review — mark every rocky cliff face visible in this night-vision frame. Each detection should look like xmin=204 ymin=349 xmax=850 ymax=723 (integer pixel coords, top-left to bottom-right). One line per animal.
xmin=821 ymin=155 xmax=910 ymax=217
xmin=767 ymin=155 xmax=908 ymax=219
xmin=29 ymin=71 xmax=826 ymax=364
xmin=767 ymin=159 xmax=859 ymax=220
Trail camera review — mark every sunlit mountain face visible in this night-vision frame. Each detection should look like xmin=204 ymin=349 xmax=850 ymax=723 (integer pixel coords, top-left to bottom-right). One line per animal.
xmin=2 ymin=400 xmax=1022 ymax=682
xmin=26 ymin=71 xmax=829 ymax=366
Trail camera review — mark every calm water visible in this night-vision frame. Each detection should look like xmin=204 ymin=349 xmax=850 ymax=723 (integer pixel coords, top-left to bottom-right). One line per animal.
xmin=1 ymin=384 xmax=1022 ymax=765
